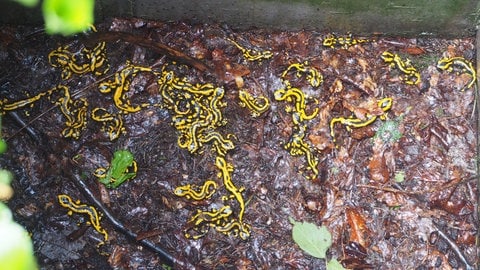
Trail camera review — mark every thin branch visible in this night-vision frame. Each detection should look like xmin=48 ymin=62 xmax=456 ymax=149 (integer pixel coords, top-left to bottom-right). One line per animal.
xmin=67 ymin=166 xmax=193 ymax=269
xmin=433 ymin=222 xmax=474 ymax=270
xmin=84 ymin=31 xmax=213 ymax=74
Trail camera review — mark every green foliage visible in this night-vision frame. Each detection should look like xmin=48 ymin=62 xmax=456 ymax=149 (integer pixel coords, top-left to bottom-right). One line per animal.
xmin=373 ymin=119 xmax=402 ymax=144
xmin=12 ymin=0 xmax=94 ymax=36
xmin=42 ymin=0 xmax=94 ymax=35
xmin=0 ymin=170 xmax=13 ymax=201
xmin=394 ymin=170 xmax=405 ymax=183
xmin=0 ymin=117 xmax=37 ymax=269
xmin=326 ymin=258 xmax=346 ymax=270
xmin=289 ymin=217 xmax=332 ymax=259
xmin=0 ymin=199 xmax=36 ymax=269
xmin=289 ymin=217 xmax=346 ymax=270
xmin=0 ymin=140 xmax=6 ymax=154
xmin=0 ymin=170 xmax=12 ymax=186
xmin=13 ymin=0 xmax=38 ymax=8
xmin=0 ymin=203 xmax=38 ymax=270
xmin=0 ymin=117 xmax=5 ymax=154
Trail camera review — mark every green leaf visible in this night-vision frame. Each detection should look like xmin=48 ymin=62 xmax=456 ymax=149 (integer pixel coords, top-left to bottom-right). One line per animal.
xmin=0 ymin=139 xmax=6 ymax=154
xmin=13 ymin=0 xmax=39 ymax=8
xmin=42 ymin=0 xmax=94 ymax=36
xmin=0 ymin=203 xmax=38 ymax=270
xmin=0 ymin=170 xmax=12 ymax=185
xmin=289 ymin=217 xmax=332 ymax=259
xmin=327 ymin=258 xmax=346 ymax=270
xmin=394 ymin=170 xmax=405 ymax=183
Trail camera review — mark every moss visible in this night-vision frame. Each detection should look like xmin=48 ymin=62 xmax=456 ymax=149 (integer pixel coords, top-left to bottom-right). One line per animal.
xmin=374 ymin=119 xmax=403 ymax=145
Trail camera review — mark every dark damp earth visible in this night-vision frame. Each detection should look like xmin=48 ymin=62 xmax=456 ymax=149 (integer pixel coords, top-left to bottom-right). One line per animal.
xmin=0 ymin=18 xmax=478 ymax=269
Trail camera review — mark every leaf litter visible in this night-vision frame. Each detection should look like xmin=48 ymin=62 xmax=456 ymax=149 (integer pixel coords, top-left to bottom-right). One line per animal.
xmin=0 ymin=18 xmax=478 ymax=269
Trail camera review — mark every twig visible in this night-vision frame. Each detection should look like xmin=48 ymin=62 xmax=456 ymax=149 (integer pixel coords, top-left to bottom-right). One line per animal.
xmin=356 ymin=184 xmax=418 ymax=195
xmin=432 ymin=222 xmax=474 ymax=270
xmin=356 ymin=175 xmax=477 ymax=195
xmin=5 ymin=111 xmax=41 ymax=143
xmin=84 ymin=31 xmax=213 ymax=74
xmin=68 ymin=167 xmax=188 ymax=269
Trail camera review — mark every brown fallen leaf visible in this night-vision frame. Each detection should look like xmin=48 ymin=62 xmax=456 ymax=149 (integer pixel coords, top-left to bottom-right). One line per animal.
xmin=343 ymin=97 xmax=387 ymax=120
xmin=308 ymin=133 xmax=331 ymax=151
xmin=456 ymin=229 xmax=476 ymax=245
xmin=361 ymin=75 xmax=378 ymax=96
xmin=452 ymin=73 xmax=473 ymax=91
xmin=342 ymin=241 xmax=373 ymax=269
xmin=369 ymin=139 xmax=390 ymax=183
xmin=422 ymin=249 xmax=453 ymax=270
xmin=108 ymin=246 xmax=129 ymax=269
xmin=430 ymin=197 xmax=468 ymax=216
xmin=357 ymin=58 xmax=369 ymax=73
xmin=377 ymin=191 xmax=408 ymax=208
xmin=401 ymin=46 xmax=426 ymax=55
xmin=345 ymin=207 xmax=370 ymax=247
xmin=350 ymin=126 xmax=376 ymax=141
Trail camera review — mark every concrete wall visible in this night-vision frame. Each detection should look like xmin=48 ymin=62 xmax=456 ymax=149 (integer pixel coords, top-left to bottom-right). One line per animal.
xmin=1 ymin=0 xmax=479 ymax=37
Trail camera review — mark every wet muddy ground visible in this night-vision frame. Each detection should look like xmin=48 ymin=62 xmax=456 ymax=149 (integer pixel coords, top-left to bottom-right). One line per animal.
xmin=0 ymin=18 xmax=478 ymax=269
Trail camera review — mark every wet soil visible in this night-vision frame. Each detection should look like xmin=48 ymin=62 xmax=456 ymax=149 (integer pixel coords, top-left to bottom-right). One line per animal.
xmin=0 ymin=18 xmax=478 ymax=269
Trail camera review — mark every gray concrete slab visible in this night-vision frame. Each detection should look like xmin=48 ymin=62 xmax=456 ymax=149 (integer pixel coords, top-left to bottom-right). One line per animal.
xmin=1 ymin=0 xmax=479 ymax=37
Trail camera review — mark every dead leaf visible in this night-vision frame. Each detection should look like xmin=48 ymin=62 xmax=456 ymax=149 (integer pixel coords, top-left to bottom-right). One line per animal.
xmin=343 ymin=97 xmax=386 ymax=120
xmin=423 ymin=249 xmax=453 ymax=270
xmin=369 ymin=140 xmax=390 ymax=183
xmin=453 ymin=73 xmax=472 ymax=90
xmin=235 ymin=76 xmax=244 ymax=88
xmin=377 ymin=192 xmax=407 ymax=207
xmin=108 ymin=246 xmax=129 ymax=269
xmin=361 ymin=76 xmax=378 ymax=95
xmin=430 ymin=198 xmax=468 ymax=216
xmin=308 ymin=133 xmax=330 ymax=151
xmin=357 ymin=58 xmax=369 ymax=73
xmin=350 ymin=126 xmax=375 ymax=140
xmin=223 ymin=63 xmax=250 ymax=84
xmin=342 ymin=241 xmax=373 ymax=269
xmin=401 ymin=46 xmax=426 ymax=55
xmin=346 ymin=207 xmax=370 ymax=247
xmin=456 ymin=230 xmax=476 ymax=245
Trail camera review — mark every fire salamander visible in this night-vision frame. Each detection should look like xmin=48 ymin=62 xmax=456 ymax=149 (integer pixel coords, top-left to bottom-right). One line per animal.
xmin=174 ymin=180 xmax=218 ymax=200
xmin=158 ymin=65 xmax=231 ymax=156
xmin=238 ymin=90 xmax=270 ymax=117
xmin=57 ymin=194 xmax=108 ymax=246
xmin=214 ymin=156 xmax=250 ymax=239
xmin=48 ymin=40 xmax=109 ymax=80
xmin=330 ymin=97 xmax=393 ymax=145
xmin=281 ymin=61 xmax=323 ymax=88
xmin=91 ymin=108 xmax=125 ymax=141
xmin=162 ymin=63 xmax=249 ymax=240
xmin=381 ymin=51 xmax=421 ymax=85
xmin=323 ymin=33 xmax=370 ymax=49
xmin=274 ymin=62 xmax=322 ymax=180
xmin=54 ymin=86 xmax=89 ymax=139
xmin=274 ymin=87 xmax=318 ymax=123
xmin=437 ymin=56 xmax=476 ymax=91
xmin=283 ymin=124 xmax=319 ymax=179
xmin=184 ymin=206 xmax=233 ymax=240
xmin=227 ymin=38 xmax=273 ymax=62
xmin=98 ymin=61 xmax=153 ymax=113
xmin=0 ymin=85 xmax=88 ymax=139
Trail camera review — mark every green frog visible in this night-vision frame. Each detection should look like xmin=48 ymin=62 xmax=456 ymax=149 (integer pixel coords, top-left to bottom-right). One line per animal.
xmin=94 ymin=150 xmax=137 ymax=188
